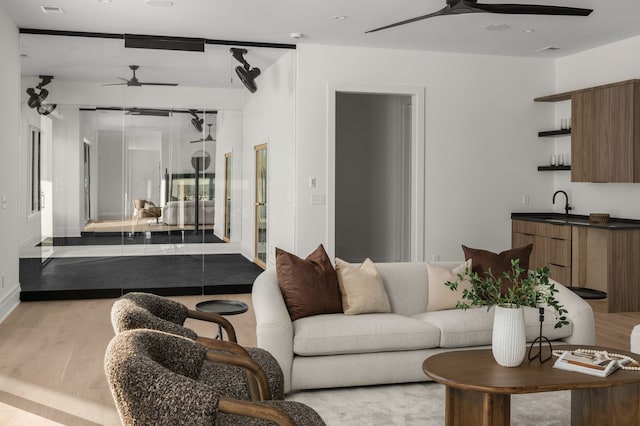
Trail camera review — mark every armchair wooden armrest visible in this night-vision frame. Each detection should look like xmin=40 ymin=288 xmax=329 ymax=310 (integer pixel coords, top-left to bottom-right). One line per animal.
xmin=187 ymin=309 xmax=238 ymax=342
xmin=206 ymin=351 xmax=272 ymax=401
xmin=218 ymin=399 xmax=296 ymax=426
xmin=196 ymin=336 xmax=251 ymax=357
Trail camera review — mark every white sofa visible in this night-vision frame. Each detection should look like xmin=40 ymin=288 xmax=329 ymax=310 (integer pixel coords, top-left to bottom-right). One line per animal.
xmin=163 ymin=200 xmax=214 ymax=226
xmin=252 ymin=261 xmax=596 ymax=394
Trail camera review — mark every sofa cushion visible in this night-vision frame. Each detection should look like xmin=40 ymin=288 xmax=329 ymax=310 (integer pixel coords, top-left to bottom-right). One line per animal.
xmin=413 ymin=306 xmax=572 ymax=348
xmin=276 ymin=245 xmax=343 ymax=321
xmin=335 ymin=258 xmax=391 ymax=315
xmin=293 ymin=313 xmax=440 ymax=356
xmin=374 ymin=262 xmax=430 ymax=316
xmin=462 ymin=244 xmax=533 ymax=295
xmin=426 ymin=260 xmax=472 ymax=312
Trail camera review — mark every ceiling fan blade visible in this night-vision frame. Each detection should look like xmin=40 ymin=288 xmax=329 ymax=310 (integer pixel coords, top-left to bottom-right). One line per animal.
xmin=366 ymin=6 xmax=450 ymax=33
xmin=101 ymin=82 xmax=127 ymax=86
xmin=116 ymin=77 xmax=129 ymax=82
xmin=190 ymin=139 xmax=204 ymax=143
xmin=474 ymin=3 xmax=592 ymax=16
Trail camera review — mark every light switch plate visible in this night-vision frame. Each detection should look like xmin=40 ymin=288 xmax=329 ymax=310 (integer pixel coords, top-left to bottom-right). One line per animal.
xmin=311 ymin=194 xmax=325 ymax=205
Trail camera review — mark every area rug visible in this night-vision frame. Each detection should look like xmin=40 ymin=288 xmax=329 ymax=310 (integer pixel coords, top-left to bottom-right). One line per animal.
xmin=287 ymin=382 xmax=570 ymax=425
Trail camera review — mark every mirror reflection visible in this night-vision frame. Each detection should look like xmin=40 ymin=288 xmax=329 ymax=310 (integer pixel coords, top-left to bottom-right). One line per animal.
xmin=18 ymin=32 xmax=286 ymax=298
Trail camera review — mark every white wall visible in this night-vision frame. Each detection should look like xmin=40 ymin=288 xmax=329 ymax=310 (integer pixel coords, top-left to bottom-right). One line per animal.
xmin=242 ymin=51 xmax=297 ymax=267
xmin=553 ymin=35 xmax=640 ymax=219
xmin=0 ymin=8 xmax=21 ymax=321
xmin=18 ymin=103 xmax=44 ymax=247
xmin=51 ymin=106 xmax=83 ymax=237
xmin=295 ymin=44 xmax=556 ymax=262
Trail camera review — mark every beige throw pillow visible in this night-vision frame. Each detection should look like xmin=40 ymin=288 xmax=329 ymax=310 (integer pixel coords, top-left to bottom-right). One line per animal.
xmin=426 ymin=260 xmax=473 ymax=312
xmin=335 ymin=258 xmax=392 ymax=315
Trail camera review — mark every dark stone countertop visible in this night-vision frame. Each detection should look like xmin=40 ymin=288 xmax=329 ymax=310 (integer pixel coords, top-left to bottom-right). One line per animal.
xmin=511 ymin=212 xmax=640 ymax=230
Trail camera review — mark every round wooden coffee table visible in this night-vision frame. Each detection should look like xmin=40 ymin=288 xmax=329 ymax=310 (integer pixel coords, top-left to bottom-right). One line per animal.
xmin=423 ymin=345 xmax=640 ymax=426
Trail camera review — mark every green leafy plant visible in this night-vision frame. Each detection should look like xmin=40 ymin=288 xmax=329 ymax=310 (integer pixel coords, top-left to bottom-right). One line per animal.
xmin=445 ymin=259 xmax=569 ymax=328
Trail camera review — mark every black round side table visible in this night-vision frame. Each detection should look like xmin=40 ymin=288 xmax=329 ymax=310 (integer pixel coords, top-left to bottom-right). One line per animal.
xmin=195 ymin=299 xmax=248 ymax=339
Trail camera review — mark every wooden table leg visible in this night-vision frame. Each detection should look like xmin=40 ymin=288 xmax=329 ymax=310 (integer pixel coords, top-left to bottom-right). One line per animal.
xmin=446 ymin=386 xmax=510 ymax=426
xmin=572 ymin=383 xmax=640 ymax=425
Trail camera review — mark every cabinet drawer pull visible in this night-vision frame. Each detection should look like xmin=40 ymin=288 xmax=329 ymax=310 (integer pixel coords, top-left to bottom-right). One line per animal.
xmin=549 ymin=262 xmax=567 ymax=268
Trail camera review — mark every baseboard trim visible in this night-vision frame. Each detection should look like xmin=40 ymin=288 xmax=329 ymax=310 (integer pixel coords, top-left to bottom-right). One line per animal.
xmin=204 ymin=284 xmax=252 ymax=295
xmin=20 ymin=288 xmax=122 ymax=301
xmin=19 ymin=284 xmax=252 ymax=301
xmin=0 ymin=285 xmax=21 ymax=323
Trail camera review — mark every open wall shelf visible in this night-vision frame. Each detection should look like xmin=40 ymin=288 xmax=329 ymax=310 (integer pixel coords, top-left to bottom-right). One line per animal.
xmin=538 ymin=129 xmax=571 ymax=137
xmin=538 ymin=165 xmax=571 ymax=171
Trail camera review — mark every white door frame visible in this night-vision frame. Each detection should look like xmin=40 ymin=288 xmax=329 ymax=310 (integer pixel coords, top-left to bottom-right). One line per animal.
xmin=327 ymin=83 xmax=425 ymax=261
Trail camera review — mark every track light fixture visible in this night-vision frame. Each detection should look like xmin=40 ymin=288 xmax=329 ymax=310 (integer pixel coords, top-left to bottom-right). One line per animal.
xmin=26 ymin=75 xmax=57 ymax=116
xmin=189 ymin=109 xmax=204 ymax=133
xmin=230 ymin=48 xmax=261 ymax=93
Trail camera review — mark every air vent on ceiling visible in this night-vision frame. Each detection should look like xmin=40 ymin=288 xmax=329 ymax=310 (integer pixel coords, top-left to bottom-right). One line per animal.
xmin=40 ymin=6 xmax=65 ymax=14
xmin=536 ymin=46 xmax=562 ymax=52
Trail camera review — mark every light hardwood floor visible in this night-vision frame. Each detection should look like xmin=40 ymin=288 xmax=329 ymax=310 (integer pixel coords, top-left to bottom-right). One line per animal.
xmin=0 ymin=296 xmax=637 ymax=425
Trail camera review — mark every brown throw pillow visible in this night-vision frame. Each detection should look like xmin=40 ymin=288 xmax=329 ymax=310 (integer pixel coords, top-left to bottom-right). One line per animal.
xmin=275 ymin=245 xmax=343 ymax=321
xmin=461 ymin=244 xmax=533 ymax=295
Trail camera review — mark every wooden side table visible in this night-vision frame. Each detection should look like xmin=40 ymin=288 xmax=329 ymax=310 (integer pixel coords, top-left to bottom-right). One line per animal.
xmin=422 ymin=345 xmax=640 ymax=426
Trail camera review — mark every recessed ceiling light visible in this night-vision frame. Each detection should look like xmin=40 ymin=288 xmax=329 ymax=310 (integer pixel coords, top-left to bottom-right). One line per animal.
xmin=40 ymin=6 xmax=65 ymax=14
xmin=536 ymin=46 xmax=562 ymax=52
xmin=333 ymin=15 xmax=348 ymax=20
xmin=145 ymin=0 xmax=174 ymax=7
xmin=97 ymin=0 xmax=112 ymax=3
xmin=522 ymin=28 xmax=535 ymax=33
xmin=485 ymin=23 xmax=510 ymax=31
xmin=289 ymin=32 xmax=303 ymax=39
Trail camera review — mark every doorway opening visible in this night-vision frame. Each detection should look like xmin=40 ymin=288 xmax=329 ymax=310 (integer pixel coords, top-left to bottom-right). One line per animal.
xmin=329 ymin=85 xmax=425 ymax=262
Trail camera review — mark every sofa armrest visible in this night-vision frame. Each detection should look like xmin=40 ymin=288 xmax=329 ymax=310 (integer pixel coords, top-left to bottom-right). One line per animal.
xmin=252 ymin=270 xmax=295 ymax=393
xmin=552 ymin=280 xmax=596 ymax=345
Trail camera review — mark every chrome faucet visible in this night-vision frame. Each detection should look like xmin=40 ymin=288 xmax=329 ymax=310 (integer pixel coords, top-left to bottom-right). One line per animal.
xmin=552 ymin=190 xmax=572 ymax=216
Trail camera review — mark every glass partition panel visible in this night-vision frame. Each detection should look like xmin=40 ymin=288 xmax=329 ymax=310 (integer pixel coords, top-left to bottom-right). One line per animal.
xmin=18 ymin=32 xmax=279 ymax=299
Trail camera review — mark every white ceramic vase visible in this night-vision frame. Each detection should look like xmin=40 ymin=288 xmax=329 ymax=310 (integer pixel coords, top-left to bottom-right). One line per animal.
xmin=492 ymin=304 xmax=526 ymax=367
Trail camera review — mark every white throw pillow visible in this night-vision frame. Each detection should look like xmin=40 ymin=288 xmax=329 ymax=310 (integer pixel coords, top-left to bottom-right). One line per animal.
xmin=335 ymin=258 xmax=392 ymax=315
xmin=426 ymin=260 xmax=472 ymax=312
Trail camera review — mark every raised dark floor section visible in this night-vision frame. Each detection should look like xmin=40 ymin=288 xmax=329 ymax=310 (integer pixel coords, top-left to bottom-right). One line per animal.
xmin=20 ymin=254 xmax=262 ymax=301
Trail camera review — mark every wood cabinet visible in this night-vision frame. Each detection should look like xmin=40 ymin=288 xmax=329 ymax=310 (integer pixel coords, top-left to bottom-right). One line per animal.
xmin=514 ymin=218 xmax=640 ymax=312
xmin=572 ymin=226 xmax=640 ymax=312
xmin=512 ymin=220 xmax=571 ymax=285
xmin=571 ymin=81 xmax=639 ymax=182
xmin=535 ymin=79 xmax=640 ymax=183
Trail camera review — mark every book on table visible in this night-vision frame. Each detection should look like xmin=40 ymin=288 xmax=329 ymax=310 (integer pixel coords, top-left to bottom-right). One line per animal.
xmin=553 ymin=350 xmax=628 ymax=377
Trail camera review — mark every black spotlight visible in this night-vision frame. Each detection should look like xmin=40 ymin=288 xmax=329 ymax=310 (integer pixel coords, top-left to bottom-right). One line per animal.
xmin=189 ymin=110 xmax=204 ymax=133
xmin=37 ymin=104 xmax=57 ymax=116
xmin=27 ymin=87 xmax=48 ymax=109
xmin=230 ymin=48 xmax=261 ymax=93
xmin=26 ymin=75 xmax=57 ymax=115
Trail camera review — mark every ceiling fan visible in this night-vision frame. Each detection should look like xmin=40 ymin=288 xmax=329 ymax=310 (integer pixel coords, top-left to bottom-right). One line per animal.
xmin=366 ymin=0 xmax=593 ymax=33
xmin=103 ymin=65 xmax=178 ymax=87
xmin=190 ymin=123 xmax=216 ymax=143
